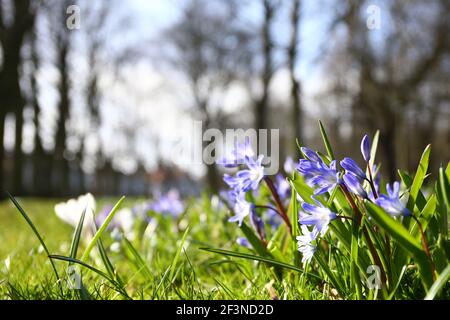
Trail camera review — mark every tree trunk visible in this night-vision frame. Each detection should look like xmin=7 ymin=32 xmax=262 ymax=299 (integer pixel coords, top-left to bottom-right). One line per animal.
xmin=0 ymin=0 xmax=34 ymax=198
xmin=53 ymin=36 xmax=71 ymax=196
xmin=0 ymin=113 xmax=5 ymax=199
xmin=288 ymin=0 xmax=302 ymax=149
xmin=381 ymin=128 xmax=397 ymax=183
xmin=255 ymin=0 xmax=276 ymax=131
xmin=13 ymin=107 xmax=24 ymax=194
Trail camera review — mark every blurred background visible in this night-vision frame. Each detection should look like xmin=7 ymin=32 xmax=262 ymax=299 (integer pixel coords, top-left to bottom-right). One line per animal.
xmin=0 ymin=0 xmax=449 ymax=199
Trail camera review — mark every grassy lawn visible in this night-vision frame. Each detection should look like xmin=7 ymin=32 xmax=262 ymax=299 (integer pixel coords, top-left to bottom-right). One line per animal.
xmin=0 ymin=196 xmax=321 ymax=300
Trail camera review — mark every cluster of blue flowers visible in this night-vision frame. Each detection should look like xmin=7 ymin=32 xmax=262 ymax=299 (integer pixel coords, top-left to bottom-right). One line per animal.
xmin=295 ymin=134 xmax=411 ymax=264
xmin=220 ymin=134 xmax=413 ymax=265
xmin=221 ymin=140 xmax=267 ymax=227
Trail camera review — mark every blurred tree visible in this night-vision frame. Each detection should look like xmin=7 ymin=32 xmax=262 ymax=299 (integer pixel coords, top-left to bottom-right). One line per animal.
xmin=0 ymin=0 xmax=35 ymax=197
xmin=51 ymin=0 xmax=73 ymax=196
xmin=254 ymin=0 xmax=280 ymax=131
xmin=323 ymin=0 xmax=450 ymax=180
xmin=29 ymin=23 xmax=51 ymax=196
xmin=288 ymin=0 xmax=303 ymax=149
xmin=160 ymin=0 xmax=254 ymax=192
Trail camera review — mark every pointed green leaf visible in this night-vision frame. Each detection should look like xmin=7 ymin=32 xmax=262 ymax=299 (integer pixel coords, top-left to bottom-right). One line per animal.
xmin=81 ymin=196 xmax=125 ymax=261
xmin=365 ymin=201 xmax=433 ymax=289
xmin=318 ymin=120 xmax=335 ymax=160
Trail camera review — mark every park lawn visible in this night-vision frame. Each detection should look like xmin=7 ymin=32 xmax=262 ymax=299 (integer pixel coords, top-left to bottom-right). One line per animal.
xmin=0 ymin=196 xmax=322 ymax=300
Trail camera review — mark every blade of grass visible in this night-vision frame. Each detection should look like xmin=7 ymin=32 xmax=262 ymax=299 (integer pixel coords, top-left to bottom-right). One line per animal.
xmin=365 ymin=201 xmax=433 ymax=289
xmin=122 ymin=236 xmax=152 ymax=279
xmin=70 ymin=207 xmax=86 ymax=260
xmin=7 ymin=193 xmax=60 ymax=283
xmin=424 ymin=264 xmax=450 ymax=300
xmin=387 ymin=265 xmax=407 ymax=300
xmin=368 ymin=130 xmax=380 ymax=170
xmin=169 ymin=227 xmax=190 ymax=283
xmin=406 ymin=144 xmax=431 ymax=212
xmin=80 ymin=196 xmax=125 ymax=261
xmin=49 ymin=255 xmax=129 ymax=298
xmin=200 ymin=247 xmax=322 ymax=281
xmin=314 ymin=251 xmax=347 ymax=296
xmin=318 ymin=120 xmax=335 ymax=160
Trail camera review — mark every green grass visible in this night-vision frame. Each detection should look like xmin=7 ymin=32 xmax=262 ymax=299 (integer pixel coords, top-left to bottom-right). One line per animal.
xmin=0 ymin=128 xmax=448 ymax=300
xmin=0 ymin=196 xmax=327 ymax=300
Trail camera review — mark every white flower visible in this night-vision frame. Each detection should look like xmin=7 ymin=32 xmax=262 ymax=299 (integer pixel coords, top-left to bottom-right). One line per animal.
xmin=54 ymin=193 xmax=96 ymax=234
xmin=4 ymin=255 xmax=11 ymax=271
xmin=296 ymin=225 xmax=318 ymax=265
xmin=114 ymin=208 xmax=136 ymax=240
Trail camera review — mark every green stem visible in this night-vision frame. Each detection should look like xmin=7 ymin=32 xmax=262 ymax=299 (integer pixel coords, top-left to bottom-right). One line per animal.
xmin=340 ymin=184 xmax=387 ymax=286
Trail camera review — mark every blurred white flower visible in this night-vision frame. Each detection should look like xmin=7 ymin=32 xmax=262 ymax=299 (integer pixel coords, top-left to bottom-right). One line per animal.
xmin=54 ymin=193 xmax=96 ymax=234
xmin=114 ymin=208 xmax=136 ymax=240
xmin=4 ymin=255 xmax=10 ymax=271
xmin=110 ymin=242 xmax=121 ymax=253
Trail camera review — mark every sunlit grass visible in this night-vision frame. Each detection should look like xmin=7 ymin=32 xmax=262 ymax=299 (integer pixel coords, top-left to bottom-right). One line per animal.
xmin=0 ymin=196 xmax=325 ymax=300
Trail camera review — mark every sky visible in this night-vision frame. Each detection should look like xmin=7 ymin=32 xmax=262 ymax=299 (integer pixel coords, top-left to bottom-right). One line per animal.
xmin=4 ymin=0 xmax=354 ymax=178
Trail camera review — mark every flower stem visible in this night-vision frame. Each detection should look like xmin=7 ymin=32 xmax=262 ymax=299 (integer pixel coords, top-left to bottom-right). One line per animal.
xmin=411 ymin=214 xmax=436 ymax=281
xmin=264 ymin=177 xmax=292 ymax=234
xmin=340 ymin=184 xmax=387 ymax=286
xmin=366 ymin=164 xmax=391 ymax=266
xmin=366 ymin=164 xmax=379 ymax=199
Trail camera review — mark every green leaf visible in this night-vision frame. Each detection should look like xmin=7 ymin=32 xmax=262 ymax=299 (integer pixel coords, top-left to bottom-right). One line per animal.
xmin=424 ymin=264 xmax=450 ymax=300
xmin=122 ymin=237 xmax=152 ymax=280
xmin=81 ymin=196 xmax=125 ymax=261
xmin=436 ymin=169 xmax=449 ymax=238
xmin=240 ymin=223 xmax=270 ymax=258
xmin=288 ymin=182 xmax=301 ymax=265
xmin=350 ymin=223 xmax=362 ymax=299
xmin=318 ymin=120 xmax=335 ymax=160
xmin=398 ymin=170 xmax=427 ymax=211
xmin=290 ymin=175 xmax=314 ymax=204
xmin=365 ymin=201 xmax=433 ymax=290
xmin=387 ymin=265 xmax=407 ymax=300
xmin=406 ymin=144 xmax=431 ymax=212
xmin=438 ymin=166 xmax=450 ymax=216
xmin=410 ymin=195 xmax=436 ymax=240
xmin=7 ymin=193 xmax=60 ymax=283
xmin=369 ymin=130 xmax=380 ymax=170
xmin=200 ymin=247 xmax=322 ymax=280
xmin=97 ymin=237 xmax=125 ymax=288
xmin=48 ymin=254 xmax=128 ymax=297
xmin=70 ymin=207 xmax=86 ymax=260
xmin=314 ymin=252 xmax=347 ymax=296
xmin=168 ymin=227 xmax=190 ymax=283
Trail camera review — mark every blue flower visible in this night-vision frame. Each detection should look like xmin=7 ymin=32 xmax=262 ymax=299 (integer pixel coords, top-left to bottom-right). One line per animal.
xmin=299 ymin=199 xmax=337 ymax=236
xmin=296 ymin=225 xmax=318 ymax=265
xmin=284 ymin=156 xmax=296 ymax=173
xmin=361 ymin=135 xmax=371 ymax=162
xmin=218 ymin=139 xmax=254 ymax=167
xmin=228 ymin=192 xmax=254 ymax=226
xmin=236 ymin=237 xmax=253 ymax=249
xmin=301 ymin=147 xmax=323 ymax=163
xmin=150 ymin=189 xmax=185 ymax=218
xmin=220 ymin=188 xmax=240 ymax=207
xmin=275 ymin=174 xmax=291 ymax=201
xmin=223 ymin=155 xmax=265 ymax=192
xmin=343 ymin=172 xmax=368 ymax=199
xmin=375 ymin=181 xmax=411 ymax=217
xmin=340 ymin=157 xmax=366 ymax=181
xmin=297 ymin=148 xmax=340 ymax=195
